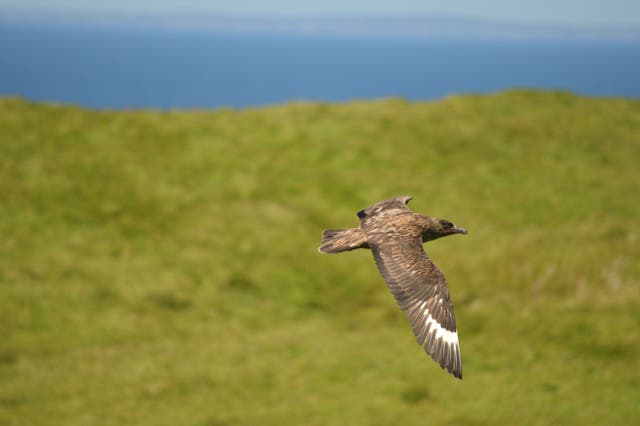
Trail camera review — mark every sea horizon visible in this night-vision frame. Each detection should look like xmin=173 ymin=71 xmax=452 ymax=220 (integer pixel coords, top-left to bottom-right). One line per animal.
xmin=1 ymin=19 xmax=639 ymax=110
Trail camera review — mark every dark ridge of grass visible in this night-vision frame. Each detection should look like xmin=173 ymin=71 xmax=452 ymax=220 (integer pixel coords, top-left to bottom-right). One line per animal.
xmin=400 ymin=385 xmax=431 ymax=404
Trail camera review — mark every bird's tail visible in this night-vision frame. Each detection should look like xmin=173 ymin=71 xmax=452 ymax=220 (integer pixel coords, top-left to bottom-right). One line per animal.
xmin=318 ymin=228 xmax=368 ymax=254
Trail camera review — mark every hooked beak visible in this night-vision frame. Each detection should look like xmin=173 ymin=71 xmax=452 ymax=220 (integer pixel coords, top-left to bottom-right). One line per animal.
xmin=454 ymin=226 xmax=468 ymax=235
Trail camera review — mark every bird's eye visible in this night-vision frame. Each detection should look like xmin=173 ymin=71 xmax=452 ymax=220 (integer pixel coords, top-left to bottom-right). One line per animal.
xmin=441 ymin=220 xmax=454 ymax=229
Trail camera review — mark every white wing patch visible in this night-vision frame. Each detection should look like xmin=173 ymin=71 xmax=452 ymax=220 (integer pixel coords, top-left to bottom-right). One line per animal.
xmin=413 ymin=300 xmax=462 ymax=378
xmin=426 ymin=312 xmax=459 ymax=346
xmin=419 ymin=301 xmax=459 ymax=346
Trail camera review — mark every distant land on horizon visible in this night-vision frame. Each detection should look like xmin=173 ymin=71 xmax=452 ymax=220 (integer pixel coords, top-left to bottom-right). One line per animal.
xmin=2 ymin=9 xmax=640 ymax=43
xmin=2 ymin=10 xmax=640 ymax=109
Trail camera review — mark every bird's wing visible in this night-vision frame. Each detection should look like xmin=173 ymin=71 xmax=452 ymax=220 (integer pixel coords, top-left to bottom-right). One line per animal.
xmin=358 ymin=195 xmax=413 ymax=221
xmin=369 ymin=235 xmax=462 ymax=379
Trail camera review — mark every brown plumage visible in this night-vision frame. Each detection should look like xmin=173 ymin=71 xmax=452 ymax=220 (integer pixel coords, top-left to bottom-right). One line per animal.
xmin=318 ymin=196 xmax=468 ymax=379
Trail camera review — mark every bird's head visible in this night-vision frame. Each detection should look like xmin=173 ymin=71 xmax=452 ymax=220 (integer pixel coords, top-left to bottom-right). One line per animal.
xmin=422 ymin=217 xmax=468 ymax=242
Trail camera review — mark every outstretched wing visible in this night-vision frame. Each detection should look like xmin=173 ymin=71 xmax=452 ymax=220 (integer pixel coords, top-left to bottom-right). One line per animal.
xmin=370 ymin=235 xmax=462 ymax=379
xmin=357 ymin=195 xmax=413 ymax=221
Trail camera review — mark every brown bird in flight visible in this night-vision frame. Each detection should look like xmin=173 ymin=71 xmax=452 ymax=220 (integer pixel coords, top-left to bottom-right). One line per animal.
xmin=318 ymin=196 xmax=468 ymax=379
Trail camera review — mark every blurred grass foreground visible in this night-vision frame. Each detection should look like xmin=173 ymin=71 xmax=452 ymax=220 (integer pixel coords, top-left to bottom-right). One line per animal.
xmin=1 ymin=91 xmax=639 ymax=425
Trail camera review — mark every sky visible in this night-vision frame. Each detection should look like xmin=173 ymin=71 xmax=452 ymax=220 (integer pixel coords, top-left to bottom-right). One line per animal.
xmin=2 ymin=0 xmax=640 ymax=27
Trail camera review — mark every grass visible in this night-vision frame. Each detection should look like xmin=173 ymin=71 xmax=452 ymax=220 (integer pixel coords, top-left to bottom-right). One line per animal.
xmin=1 ymin=90 xmax=639 ymax=425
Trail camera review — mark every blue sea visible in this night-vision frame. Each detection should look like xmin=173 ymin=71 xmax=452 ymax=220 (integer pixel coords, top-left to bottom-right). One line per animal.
xmin=1 ymin=24 xmax=640 ymax=109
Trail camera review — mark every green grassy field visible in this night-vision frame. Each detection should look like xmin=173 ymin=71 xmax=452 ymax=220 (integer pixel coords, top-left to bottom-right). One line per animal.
xmin=1 ymin=91 xmax=639 ymax=425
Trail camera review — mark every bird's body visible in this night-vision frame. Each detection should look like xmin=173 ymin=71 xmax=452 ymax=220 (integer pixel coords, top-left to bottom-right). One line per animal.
xmin=318 ymin=196 xmax=468 ymax=379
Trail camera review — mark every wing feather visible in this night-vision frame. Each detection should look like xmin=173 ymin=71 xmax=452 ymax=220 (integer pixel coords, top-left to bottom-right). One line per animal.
xmin=370 ymin=236 xmax=462 ymax=379
xmin=358 ymin=196 xmax=413 ymax=222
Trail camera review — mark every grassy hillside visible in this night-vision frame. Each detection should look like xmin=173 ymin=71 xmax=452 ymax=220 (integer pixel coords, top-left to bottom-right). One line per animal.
xmin=1 ymin=91 xmax=639 ymax=425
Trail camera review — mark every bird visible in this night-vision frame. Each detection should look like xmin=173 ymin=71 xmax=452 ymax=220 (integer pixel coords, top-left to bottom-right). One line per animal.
xmin=318 ymin=196 xmax=468 ymax=379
